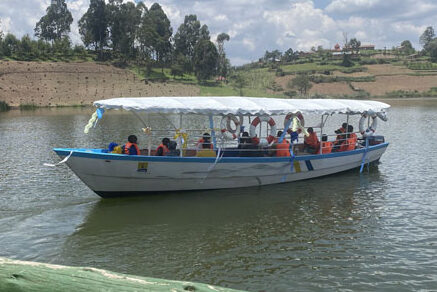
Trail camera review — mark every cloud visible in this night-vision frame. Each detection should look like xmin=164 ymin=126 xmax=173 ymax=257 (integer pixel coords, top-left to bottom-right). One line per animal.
xmin=0 ymin=0 xmax=434 ymax=65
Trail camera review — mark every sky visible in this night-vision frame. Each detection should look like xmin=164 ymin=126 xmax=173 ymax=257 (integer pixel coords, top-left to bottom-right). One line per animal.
xmin=1 ymin=0 xmax=436 ymax=65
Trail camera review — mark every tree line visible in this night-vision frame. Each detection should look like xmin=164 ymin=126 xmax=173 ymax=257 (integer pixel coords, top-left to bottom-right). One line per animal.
xmin=0 ymin=0 xmax=230 ymax=82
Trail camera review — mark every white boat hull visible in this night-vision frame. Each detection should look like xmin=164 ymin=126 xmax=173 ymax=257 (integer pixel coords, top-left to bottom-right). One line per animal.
xmin=54 ymin=143 xmax=388 ymax=197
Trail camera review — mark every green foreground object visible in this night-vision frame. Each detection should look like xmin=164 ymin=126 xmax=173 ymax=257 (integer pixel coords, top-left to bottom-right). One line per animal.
xmin=0 ymin=257 xmax=245 ymax=292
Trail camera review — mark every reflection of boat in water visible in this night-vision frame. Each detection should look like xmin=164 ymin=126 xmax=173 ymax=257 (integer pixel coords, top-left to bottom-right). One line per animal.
xmin=52 ymin=96 xmax=389 ymax=197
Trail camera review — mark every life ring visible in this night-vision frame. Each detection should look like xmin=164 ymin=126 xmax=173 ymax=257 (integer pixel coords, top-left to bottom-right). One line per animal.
xmin=284 ymin=112 xmax=304 ymax=134
xmin=220 ymin=114 xmax=241 ymax=140
xmin=359 ymin=112 xmax=378 ymax=136
xmin=249 ymin=115 xmax=277 ymax=143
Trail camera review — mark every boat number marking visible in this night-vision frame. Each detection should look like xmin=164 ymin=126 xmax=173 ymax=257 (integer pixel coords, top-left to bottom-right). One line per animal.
xmin=137 ymin=162 xmax=149 ymax=173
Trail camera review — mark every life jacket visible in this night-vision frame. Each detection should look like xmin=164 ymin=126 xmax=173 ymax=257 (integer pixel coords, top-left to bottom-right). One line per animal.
xmin=156 ymin=144 xmax=169 ymax=156
xmin=197 ymin=138 xmax=213 ymax=149
xmin=305 ymin=132 xmax=320 ymax=148
xmin=346 ymin=133 xmax=357 ymax=151
xmin=339 ymin=133 xmax=357 ymax=152
xmin=319 ymin=141 xmax=333 ymax=154
xmin=124 ymin=142 xmax=140 ymax=155
xmin=276 ymin=139 xmax=291 ymax=157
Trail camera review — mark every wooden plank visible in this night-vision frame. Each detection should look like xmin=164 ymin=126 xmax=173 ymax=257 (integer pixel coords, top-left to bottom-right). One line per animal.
xmin=0 ymin=257 xmax=245 ymax=292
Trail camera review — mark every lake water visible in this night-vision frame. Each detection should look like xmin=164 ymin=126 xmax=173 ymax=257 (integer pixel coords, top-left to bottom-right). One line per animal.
xmin=1 ymin=99 xmax=436 ymax=291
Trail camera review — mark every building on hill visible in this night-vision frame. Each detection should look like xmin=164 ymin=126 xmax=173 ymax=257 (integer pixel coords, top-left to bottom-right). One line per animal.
xmin=359 ymin=44 xmax=375 ymax=51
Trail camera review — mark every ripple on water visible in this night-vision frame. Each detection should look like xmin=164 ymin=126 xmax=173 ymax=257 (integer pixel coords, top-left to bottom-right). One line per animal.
xmin=1 ymin=103 xmax=437 ymax=291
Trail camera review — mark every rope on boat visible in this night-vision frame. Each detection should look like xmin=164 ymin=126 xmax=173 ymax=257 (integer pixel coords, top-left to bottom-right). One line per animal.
xmin=200 ymin=147 xmax=224 ymax=183
xmin=360 ymin=137 xmax=370 ymax=173
xmin=43 ymin=151 xmax=73 ymax=167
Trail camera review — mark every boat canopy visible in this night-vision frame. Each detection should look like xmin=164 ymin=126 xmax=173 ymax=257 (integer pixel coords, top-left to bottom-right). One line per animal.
xmin=94 ymin=96 xmax=390 ymax=116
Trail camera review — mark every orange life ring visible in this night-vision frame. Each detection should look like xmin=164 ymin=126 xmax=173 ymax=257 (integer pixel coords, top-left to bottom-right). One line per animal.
xmin=249 ymin=115 xmax=277 ymax=143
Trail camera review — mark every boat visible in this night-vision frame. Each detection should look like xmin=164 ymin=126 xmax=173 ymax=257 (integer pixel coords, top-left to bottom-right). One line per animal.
xmin=51 ymin=96 xmax=390 ymax=198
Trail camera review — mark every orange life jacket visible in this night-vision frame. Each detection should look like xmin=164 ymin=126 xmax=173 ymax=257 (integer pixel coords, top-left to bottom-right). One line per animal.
xmin=305 ymin=132 xmax=320 ymax=149
xmin=156 ymin=144 xmax=169 ymax=156
xmin=276 ymin=139 xmax=291 ymax=157
xmin=346 ymin=133 xmax=357 ymax=151
xmin=124 ymin=142 xmax=141 ymax=155
xmin=318 ymin=141 xmax=333 ymax=154
xmin=339 ymin=133 xmax=357 ymax=152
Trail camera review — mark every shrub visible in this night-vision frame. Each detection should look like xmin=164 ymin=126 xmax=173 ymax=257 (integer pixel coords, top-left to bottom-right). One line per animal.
xmin=0 ymin=101 xmax=11 ymax=112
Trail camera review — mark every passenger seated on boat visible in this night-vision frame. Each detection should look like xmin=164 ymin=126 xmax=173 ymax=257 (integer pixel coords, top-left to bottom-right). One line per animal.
xmin=122 ymin=135 xmax=141 ymax=155
xmin=165 ymin=141 xmax=180 ymax=156
xmin=333 ymin=123 xmax=348 ymax=149
xmin=238 ymin=132 xmax=258 ymax=157
xmin=156 ymin=138 xmax=170 ymax=156
xmin=196 ymin=142 xmax=216 ymax=157
xmin=196 ymin=133 xmax=213 ymax=149
xmin=273 ymin=131 xmax=291 ymax=157
xmin=304 ymin=127 xmax=320 ymax=154
xmin=317 ymin=134 xmax=333 ymax=154
xmin=339 ymin=125 xmax=358 ymax=152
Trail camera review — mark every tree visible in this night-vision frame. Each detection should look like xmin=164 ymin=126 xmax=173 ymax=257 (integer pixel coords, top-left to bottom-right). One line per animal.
xmin=400 ymin=40 xmax=415 ymax=55
xmin=78 ymin=0 xmax=109 ymax=56
xmin=290 ymin=74 xmax=312 ymax=95
xmin=1 ymin=33 xmax=19 ymax=57
xmin=216 ymin=33 xmax=230 ymax=78
xmin=35 ymin=0 xmax=73 ymax=42
xmin=193 ymin=39 xmax=218 ymax=82
xmin=427 ymin=39 xmax=437 ymax=62
xmin=283 ymin=48 xmax=297 ymax=62
xmin=348 ymin=38 xmax=361 ymax=54
xmin=420 ymin=26 xmax=435 ymax=51
xmin=148 ymin=3 xmax=172 ymax=71
xmin=107 ymin=1 xmax=142 ymax=59
xmin=173 ymin=15 xmax=201 ymax=62
xmin=199 ymin=25 xmax=210 ymax=41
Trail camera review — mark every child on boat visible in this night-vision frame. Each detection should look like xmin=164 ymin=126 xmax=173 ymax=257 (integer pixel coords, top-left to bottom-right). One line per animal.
xmin=123 ymin=135 xmax=140 ymax=155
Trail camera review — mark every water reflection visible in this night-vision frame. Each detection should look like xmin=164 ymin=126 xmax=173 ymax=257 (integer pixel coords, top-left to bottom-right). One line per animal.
xmin=59 ymin=168 xmax=385 ymax=290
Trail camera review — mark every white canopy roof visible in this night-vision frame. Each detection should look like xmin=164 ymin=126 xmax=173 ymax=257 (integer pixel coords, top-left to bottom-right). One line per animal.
xmin=94 ymin=96 xmax=390 ymax=116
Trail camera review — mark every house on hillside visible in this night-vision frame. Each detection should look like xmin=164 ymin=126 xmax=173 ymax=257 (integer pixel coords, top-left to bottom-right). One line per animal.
xmin=359 ymin=44 xmax=375 ymax=51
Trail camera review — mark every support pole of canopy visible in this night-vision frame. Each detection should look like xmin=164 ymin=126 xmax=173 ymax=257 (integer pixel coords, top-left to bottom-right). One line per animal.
xmin=209 ymin=115 xmax=217 ymax=150
xmin=179 ymin=114 xmax=183 ymax=157
xmin=320 ymin=115 xmax=324 ymax=154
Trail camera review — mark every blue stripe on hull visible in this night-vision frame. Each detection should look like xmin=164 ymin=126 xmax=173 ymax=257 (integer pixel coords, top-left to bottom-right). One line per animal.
xmin=54 ymin=143 xmax=389 ymax=164
xmin=305 ymin=160 xmax=314 ymax=171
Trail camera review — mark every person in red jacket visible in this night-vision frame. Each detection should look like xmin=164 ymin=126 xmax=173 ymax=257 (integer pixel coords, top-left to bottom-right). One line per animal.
xmin=156 ymin=138 xmax=170 ymax=156
xmin=304 ymin=127 xmax=320 ymax=154
xmin=339 ymin=125 xmax=358 ymax=152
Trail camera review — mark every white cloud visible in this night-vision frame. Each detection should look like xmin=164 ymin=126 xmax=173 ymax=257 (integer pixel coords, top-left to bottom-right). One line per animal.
xmin=242 ymin=38 xmax=256 ymax=51
xmin=0 ymin=0 xmax=435 ymax=64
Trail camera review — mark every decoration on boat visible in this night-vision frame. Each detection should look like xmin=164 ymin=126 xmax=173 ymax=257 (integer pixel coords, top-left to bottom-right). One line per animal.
xmin=174 ymin=129 xmax=188 ymax=149
xmin=291 ymin=117 xmax=308 ymax=137
xmin=284 ymin=112 xmax=305 ymax=134
xmin=84 ymin=109 xmax=105 ymax=134
xmin=142 ymin=127 xmax=152 ymax=135
xmin=250 ymin=115 xmax=277 ymax=143
xmin=220 ymin=114 xmax=241 ymax=140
